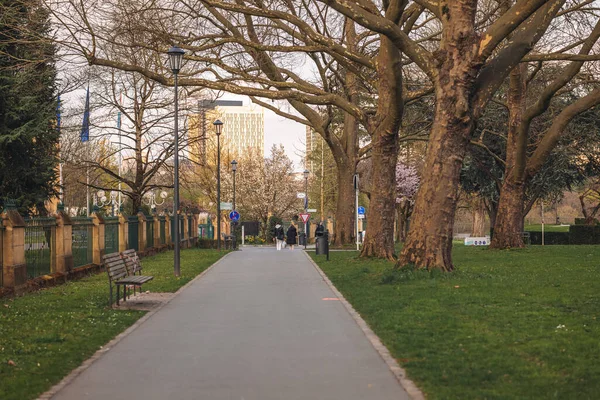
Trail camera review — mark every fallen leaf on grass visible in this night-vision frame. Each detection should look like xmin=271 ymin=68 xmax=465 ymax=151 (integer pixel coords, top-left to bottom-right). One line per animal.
xmin=454 ymin=286 xmax=460 ymax=288
xmin=8 ymin=360 xmax=16 ymax=366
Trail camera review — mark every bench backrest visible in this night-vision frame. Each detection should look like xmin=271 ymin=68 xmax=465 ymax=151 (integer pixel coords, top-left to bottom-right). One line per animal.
xmin=121 ymin=249 xmax=142 ymax=275
xmin=102 ymin=252 xmax=128 ymax=282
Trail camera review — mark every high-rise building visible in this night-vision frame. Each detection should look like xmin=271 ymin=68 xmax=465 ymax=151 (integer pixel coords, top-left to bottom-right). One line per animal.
xmin=188 ymin=100 xmax=264 ymax=165
xmin=305 ymin=126 xmax=320 ymax=171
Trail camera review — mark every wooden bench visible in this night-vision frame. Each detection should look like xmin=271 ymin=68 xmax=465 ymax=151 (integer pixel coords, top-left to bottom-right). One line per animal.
xmin=103 ymin=251 xmax=154 ymax=306
xmin=121 ymin=249 xmax=154 ymax=296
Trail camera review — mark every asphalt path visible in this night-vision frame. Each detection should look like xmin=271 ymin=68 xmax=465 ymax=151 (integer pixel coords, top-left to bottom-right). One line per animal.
xmin=51 ymin=247 xmax=411 ymax=400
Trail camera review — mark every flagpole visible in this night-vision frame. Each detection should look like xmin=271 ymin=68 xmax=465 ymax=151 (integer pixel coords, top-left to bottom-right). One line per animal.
xmin=81 ymin=85 xmax=91 ymax=217
xmin=86 ymin=143 xmax=90 ymax=217
xmin=117 ymin=92 xmax=122 ymax=216
xmin=57 ymin=96 xmax=63 ymax=204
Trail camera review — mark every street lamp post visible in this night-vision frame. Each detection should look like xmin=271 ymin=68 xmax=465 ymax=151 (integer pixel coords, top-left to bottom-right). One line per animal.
xmin=231 ymin=160 xmax=237 ymax=250
xmin=94 ymin=190 xmax=124 ymax=216
xmin=214 ymin=119 xmax=223 ymax=250
xmin=143 ymin=190 xmax=168 ymax=213
xmin=167 ymin=45 xmax=184 ymax=277
xmin=303 ymin=169 xmax=309 ymax=250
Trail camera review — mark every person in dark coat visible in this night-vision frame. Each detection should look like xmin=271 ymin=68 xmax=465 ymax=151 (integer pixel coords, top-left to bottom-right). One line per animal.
xmin=286 ymin=223 xmax=298 ymax=250
xmin=315 ymin=222 xmax=325 ymax=237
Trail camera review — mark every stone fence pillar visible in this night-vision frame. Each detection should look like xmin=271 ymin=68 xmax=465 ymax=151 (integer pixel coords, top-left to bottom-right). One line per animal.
xmin=137 ymin=211 xmax=147 ymax=254
xmin=154 ymin=215 xmax=161 ymax=248
xmin=165 ymin=214 xmax=172 ymax=246
xmin=91 ymin=212 xmax=105 ymax=265
xmin=1 ymin=204 xmax=26 ymax=291
xmin=118 ymin=213 xmax=128 ymax=252
xmin=54 ymin=208 xmax=73 ymax=274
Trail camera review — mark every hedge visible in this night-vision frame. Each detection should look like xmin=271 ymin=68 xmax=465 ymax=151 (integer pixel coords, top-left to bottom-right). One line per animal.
xmin=527 ymin=231 xmax=570 ymax=245
xmin=569 ymin=225 xmax=599 ymax=245
xmin=523 ymin=225 xmax=600 ymax=245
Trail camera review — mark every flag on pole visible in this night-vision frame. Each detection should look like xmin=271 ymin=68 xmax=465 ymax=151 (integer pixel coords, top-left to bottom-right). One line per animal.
xmin=80 ymin=86 xmax=90 ymax=142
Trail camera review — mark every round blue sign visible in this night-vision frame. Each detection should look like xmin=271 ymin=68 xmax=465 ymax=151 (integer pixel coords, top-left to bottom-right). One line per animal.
xmin=229 ymin=210 xmax=240 ymax=221
xmin=358 ymin=206 xmax=365 ymax=215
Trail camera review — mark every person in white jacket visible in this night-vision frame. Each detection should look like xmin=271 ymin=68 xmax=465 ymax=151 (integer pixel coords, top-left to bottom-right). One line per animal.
xmin=273 ymin=224 xmax=285 ymax=251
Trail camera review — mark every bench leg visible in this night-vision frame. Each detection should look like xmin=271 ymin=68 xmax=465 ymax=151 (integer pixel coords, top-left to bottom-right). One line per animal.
xmin=109 ymin=283 xmax=113 ymax=307
xmin=123 ymin=285 xmax=127 ymax=303
xmin=116 ymin=285 xmax=120 ymax=306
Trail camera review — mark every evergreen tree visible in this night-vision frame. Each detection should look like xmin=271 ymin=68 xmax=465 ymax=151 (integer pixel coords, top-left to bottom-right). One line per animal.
xmin=0 ymin=0 xmax=59 ymax=215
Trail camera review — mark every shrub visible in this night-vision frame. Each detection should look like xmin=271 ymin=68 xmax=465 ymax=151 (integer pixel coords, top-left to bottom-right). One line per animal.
xmin=196 ymin=238 xmax=219 ymax=249
xmin=244 ymin=235 xmax=266 ymax=245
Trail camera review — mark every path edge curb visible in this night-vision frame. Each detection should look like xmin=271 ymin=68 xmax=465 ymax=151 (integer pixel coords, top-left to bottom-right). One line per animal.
xmin=303 ymin=251 xmax=426 ymax=400
xmin=38 ymin=251 xmax=235 ymax=400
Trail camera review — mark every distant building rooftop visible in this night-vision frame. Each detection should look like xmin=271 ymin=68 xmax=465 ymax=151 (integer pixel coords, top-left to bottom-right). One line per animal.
xmin=199 ymin=99 xmax=243 ymax=109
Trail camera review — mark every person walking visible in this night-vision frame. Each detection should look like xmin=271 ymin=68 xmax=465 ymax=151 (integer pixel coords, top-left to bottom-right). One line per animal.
xmin=286 ymin=223 xmax=298 ymax=250
xmin=273 ymin=223 xmax=285 ymax=251
xmin=315 ymin=222 xmax=325 ymax=237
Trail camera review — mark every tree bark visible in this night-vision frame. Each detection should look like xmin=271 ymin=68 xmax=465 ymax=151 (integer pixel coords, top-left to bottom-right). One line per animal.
xmin=329 ymin=18 xmax=360 ymax=247
xmin=471 ymin=197 xmax=486 ymax=237
xmin=396 ymin=201 xmax=410 ymax=242
xmin=491 ymin=179 xmax=526 ymax=248
xmin=399 ymin=2 xmax=479 ymax=271
xmin=332 ymin=164 xmax=357 ymax=246
xmin=359 ymin=35 xmax=402 ymax=260
xmin=360 ymin=128 xmax=399 ymax=259
xmin=491 ymin=65 xmax=528 ymax=249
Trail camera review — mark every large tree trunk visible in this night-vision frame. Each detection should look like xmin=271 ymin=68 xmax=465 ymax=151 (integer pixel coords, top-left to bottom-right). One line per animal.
xmin=398 ymin=109 xmax=472 ymax=270
xmin=332 ymin=164 xmax=356 ymax=246
xmin=471 ymin=197 xmax=486 ymax=237
xmin=359 ymin=35 xmax=402 ymax=260
xmin=398 ymin=3 xmax=479 ymax=271
xmin=490 ymin=179 xmax=525 ymax=248
xmin=330 ymin=18 xmax=359 ymax=247
xmin=360 ymin=129 xmax=399 ymax=259
xmin=491 ymin=66 xmax=527 ymax=249
xmin=396 ymin=201 xmax=410 ymax=242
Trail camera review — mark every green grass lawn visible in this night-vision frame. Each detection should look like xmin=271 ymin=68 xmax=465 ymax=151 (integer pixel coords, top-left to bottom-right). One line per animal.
xmin=311 ymin=245 xmax=600 ymax=399
xmin=0 ymin=248 xmax=226 ymax=400
xmin=524 ymin=224 xmax=570 ymax=232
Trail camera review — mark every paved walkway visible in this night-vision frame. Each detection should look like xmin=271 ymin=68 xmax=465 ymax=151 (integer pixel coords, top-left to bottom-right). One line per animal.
xmin=51 ymin=247 xmax=412 ymax=400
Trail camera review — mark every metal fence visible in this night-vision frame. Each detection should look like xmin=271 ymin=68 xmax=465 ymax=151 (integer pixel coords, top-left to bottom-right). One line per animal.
xmin=24 ymin=217 xmax=55 ymax=278
xmin=128 ymin=216 xmax=139 ymax=251
xmin=104 ymin=217 xmax=119 ymax=255
xmin=171 ymin=216 xmax=184 ymax=242
xmin=159 ymin=216 xmax=166 ymax=245
xmin=72 ymin=217 xmax=94 ymax=268
xmin=146 ymin=215 xmax=154 ymax=249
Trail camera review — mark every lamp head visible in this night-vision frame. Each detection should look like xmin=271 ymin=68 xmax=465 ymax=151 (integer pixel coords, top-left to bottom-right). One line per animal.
xmin=303 ymin=169 xmax=309 ymax=179
xmin=231 ymin=159 xmax=238 ymax=172
xmin=167 ymin=46 xmax=185 ymax=73
xmin=213 ymin=119 xmax=223 ymax=136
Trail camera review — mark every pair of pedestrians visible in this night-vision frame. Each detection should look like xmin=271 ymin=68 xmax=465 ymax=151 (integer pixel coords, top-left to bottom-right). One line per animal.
xmin=273 ymin=223 xmax=298 ymax=250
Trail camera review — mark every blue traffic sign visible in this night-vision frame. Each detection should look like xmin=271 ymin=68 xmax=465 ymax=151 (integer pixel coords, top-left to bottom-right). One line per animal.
xmin=229 ymin=210 xmax=240 ymax=222
xmin=358 ymin=206 xmax=365 ymax=215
